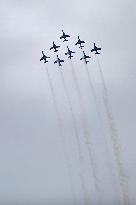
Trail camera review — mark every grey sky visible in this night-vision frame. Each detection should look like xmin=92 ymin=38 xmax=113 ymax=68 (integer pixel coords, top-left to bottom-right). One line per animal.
xmin=0 ymin=0 xmax=136 ymax=204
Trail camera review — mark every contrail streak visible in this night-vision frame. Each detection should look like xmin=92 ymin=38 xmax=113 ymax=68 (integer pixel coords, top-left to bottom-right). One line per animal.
xmin=45 ymin=66 xmax=77 ymax=205
xmin=96 ymin=56 xmax=130 ymax=205
xmin=84 ymin=62 xmax=119 ymax=200
xmin=69 ymin=60 xmax=102 ymax=205
xmin=59 ymin=67 xmax=91 ymax=205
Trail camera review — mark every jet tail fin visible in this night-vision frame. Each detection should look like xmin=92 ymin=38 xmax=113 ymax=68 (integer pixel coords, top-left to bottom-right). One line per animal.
xmin=95 ymin=51 xmax=100 ymax=55
xmin=63 ymin=39 xmax=68 ymax=42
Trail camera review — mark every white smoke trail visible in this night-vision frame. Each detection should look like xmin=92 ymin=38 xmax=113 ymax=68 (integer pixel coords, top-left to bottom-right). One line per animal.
xmin=96 ymin=56 xmax=130 ymax=205
xmin=45 ymin=66 xmax=77 ymax=205
xmin=80 ymin=50 xmax=120 ymax=202
xmin=59 ymin=67 xmax=91 ymax=205
xmin=69 ymin=60 xmax=102 ymax=205
xmin=84 ymin=64 xmax=115 ymax=157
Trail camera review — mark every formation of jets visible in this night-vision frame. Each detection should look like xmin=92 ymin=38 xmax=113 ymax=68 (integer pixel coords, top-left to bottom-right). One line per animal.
xmin=40 ymin=30 xmax=101 ymax=66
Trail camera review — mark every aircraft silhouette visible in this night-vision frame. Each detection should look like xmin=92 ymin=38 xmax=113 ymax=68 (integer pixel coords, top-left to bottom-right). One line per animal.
xmin=80 ymin=51 xmax=91 ymax=64
xmin=50 ymin=41 xmax=60 ymax=52
xmin=65 ymin=46 xmax=75 ymax=59
xmin=91 ymin=43 xmax=101 ymax=54
xmin=54 ymin=55 xmax=64 ymax=66
xmin=60 ymin=30 xmax=70 ymax=42
xmin=40 ymin=51 xmax=50 ymax=63
xmin=75 ymin=36 xmax=85 ymax=49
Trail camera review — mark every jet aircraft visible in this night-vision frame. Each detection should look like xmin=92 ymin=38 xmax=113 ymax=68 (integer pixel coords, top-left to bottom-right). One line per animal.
xmin=75 ymin=36 xmax=85 ymax=49
xmin=54 ymin=55 xmax=64 ymax=66
xmin=60 ymin=30 xmax=70 ymax=42
xmin=40 ymin=51 xmax=50 ymax=63
xmin=65 ymin=46 xmax=75 ymax=59
xmin=50 ymin=41 xmax=60 ymax=52
xmin=91 ymin=43 xmax=101 ymax=54
xmin=80 ymin=51 xmax=91 ymax=64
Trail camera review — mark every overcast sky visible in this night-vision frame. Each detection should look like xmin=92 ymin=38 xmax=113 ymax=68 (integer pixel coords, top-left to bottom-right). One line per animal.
xmin=0 ymin=0 xmax=136 ymax=204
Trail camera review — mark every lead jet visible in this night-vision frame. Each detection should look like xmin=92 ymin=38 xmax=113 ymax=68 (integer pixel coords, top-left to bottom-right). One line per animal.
xmin=65 ymin=46 xmax=75 ymax=59
xmin=60 ymin=30 xmax=70 ymax=42
xmin=54 ymin=55 xmax=64 ymax=66
xmin=75 ymin=36 xmax=85 ymax=49
xmin=80 ymin=51 xmax=91 ymax=64
xmin=40 ymin=51 xmax=50 ymax=63
xmin=91 ymin=43 xmax=101 ymax=54
xmin=50 ymin=41 xmax=60 ymax=52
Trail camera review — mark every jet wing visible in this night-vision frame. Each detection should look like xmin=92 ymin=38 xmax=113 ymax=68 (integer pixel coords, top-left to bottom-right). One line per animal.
xmin=40 ymin=57 xmax=44 ymax=61
xmin=81 ymin=40 xmax=85 ymax=43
